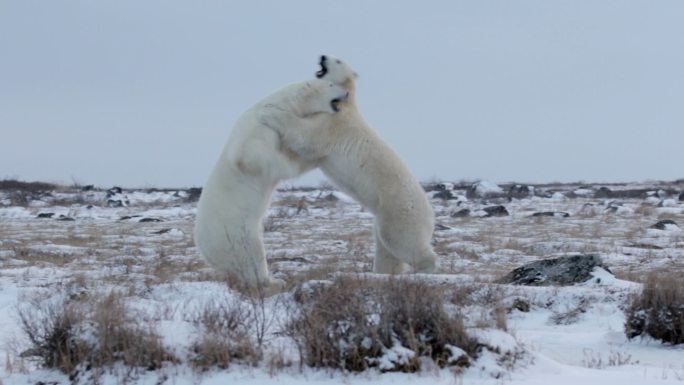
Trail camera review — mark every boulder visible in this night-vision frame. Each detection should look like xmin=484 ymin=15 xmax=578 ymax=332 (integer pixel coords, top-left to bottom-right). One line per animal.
xmin=106 ymin=186 xmax=123 ymax=198
xmin=107 ymin=199 xmax=125 ymax=208
xmin=139 ymin=217 xmax=162 ymax=223
xmin=650 ymin=219 xmax=678 ymax=230
xmin=594 ymin=187 xmax=612 ymax=198
xmin=531 ymin=211 xmax=570 ymax=218
xmin=433 ymin=190 xmax=456 ymax=200
xmin=322 ymin=192 xmax=339 ymax=202
xmin=497 ymin=254 xmax=611 ymax=286
xmin=679 ymin=191 xmax=684 ymax=201
xmin=186 ymin=187 xmax=202 ymax=202
xmin=451 ymin=208 xmax=471 ymax=218
xmin=434 ymin=223 xmax=452 ymax=231
xmin=508 ymin=184 xmax=532 ymax=199
xmin=483 ymin=205 xmax=509 ymax=217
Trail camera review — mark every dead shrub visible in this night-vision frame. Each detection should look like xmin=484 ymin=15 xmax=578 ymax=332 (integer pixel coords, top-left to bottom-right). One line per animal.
xmin=18 ymin=297 xmax=85 ymax=373
xmin=189 ymin=297 xmax=261 ymax=371
xmin=625 ymin=273 xmax=684 ymax=344
xmin=285 ymin=275 xmax=478 ymax=372
xmin=18 ymin=292 xmax=177 ymax=376
xmin=550 ymin=299 xmax=588 ymax=325
xmin=0 ymin=179 xmax=57 ymax=193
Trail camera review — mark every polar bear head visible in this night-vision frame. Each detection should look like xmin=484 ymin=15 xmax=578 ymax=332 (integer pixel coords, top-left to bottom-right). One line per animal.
xmin=315 ymin=55 xmax=358 ymax=91
xmin=291 ymin=79 xmax=349 ymax=117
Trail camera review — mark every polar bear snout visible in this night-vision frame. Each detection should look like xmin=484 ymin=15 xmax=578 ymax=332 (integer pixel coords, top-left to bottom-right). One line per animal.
xmin=330 ymin=91 xmax=349 ymax=112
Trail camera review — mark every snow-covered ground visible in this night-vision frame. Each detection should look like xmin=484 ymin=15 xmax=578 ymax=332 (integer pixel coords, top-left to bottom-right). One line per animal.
xmin=1 ymin=180 xmax=683 ymax=384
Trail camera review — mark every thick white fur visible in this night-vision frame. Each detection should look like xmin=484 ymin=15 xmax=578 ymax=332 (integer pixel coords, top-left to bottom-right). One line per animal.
xmin=194 ymin=80 xmax=348 ymax=290
xmin=260 ymin=56 xmax=438 ymax=274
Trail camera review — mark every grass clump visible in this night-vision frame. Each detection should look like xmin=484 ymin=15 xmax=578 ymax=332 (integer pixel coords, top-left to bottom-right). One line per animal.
xmin=286 ymin=275 xmax=478 ymax=372
xmin=189 ymin=297 xmax=261 ymax=371
xmin=18 ymin=292 xmax=177 ymax=377
xmin=625 ymin=273 xmax=684 ymax=344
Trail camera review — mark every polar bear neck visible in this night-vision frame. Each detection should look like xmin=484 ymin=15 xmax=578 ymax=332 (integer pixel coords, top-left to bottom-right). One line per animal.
xmin=339 ymin=78 xmax=358 ymax=107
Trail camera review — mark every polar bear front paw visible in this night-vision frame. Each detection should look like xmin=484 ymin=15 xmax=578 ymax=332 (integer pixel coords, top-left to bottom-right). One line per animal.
xmin=256 ymin=277 xmax=287 ymax=297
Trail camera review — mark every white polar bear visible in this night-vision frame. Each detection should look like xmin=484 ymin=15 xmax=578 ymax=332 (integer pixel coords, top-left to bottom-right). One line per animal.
xmin=260 ymin=55 xmax=438 ymax=274
xmin=194 ymin=79 xmax=349 ymax=290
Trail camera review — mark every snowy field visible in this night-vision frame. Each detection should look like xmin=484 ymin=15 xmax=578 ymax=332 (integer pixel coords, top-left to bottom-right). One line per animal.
xmin=1 ymin=180 xmax=683 ymax=384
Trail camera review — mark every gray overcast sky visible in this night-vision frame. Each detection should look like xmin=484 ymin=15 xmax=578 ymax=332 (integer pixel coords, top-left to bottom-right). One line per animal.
xmin=1 ymin=1 xmax=683 ymax=188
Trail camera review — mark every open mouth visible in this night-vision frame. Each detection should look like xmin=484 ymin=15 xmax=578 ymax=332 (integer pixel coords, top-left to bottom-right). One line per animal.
xmin=330 ymin=98 xmax=341 ymax=112
xmin=316 ymin=55 xmax=328 ymax=78
xmin=330 ymin=91 xmax=348 ymax=112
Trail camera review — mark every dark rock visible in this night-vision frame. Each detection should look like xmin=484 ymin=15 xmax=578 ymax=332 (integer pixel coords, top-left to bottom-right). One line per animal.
xmin=451 ymin=208 xmax=471 ymax=218
xmin=86 ymin=204 xmax=94 ymax=209
xmin=650 ymin=219 xmax=678 ymax=230
xmin=153 ymin=228 xmax=172 ymax=235
xmin=81 ymin=185 xmax=95 ymax=192
xmin=57 ymin=215 xmax=75 ymax=221
xmin=604 ymin=201 xmax=626 ymax=214
xmin=106 ymin=187 xmax=123 ymax=198
xmin=139 ymin=217 xmax=162 ymax=223
xmin=186 ymin=187 xmax=202 ymax=202
xmin=107 ymin=199 xmax=124 ymax=207
xmin=508 ymin=184 xmax=532 ymax=199
xmin=119 ymin=215 xmax=141 ymax=221
xmin=680 ymin=191 xmax=684 ymax=201
xmin=434 ymin=223 xmax=452 ymax=231
xmin=433 ymin=190 xmax=456 ymax=200
xmin=36 ymin=212 xmax=54 ymax=219
xmin=497 ymin=254 xmax=611 ymax=286
xmin=483 ymin=205 xmax=509 ymax=217
xmin=604 ymin=189 xmax=649 ymax=199
xmin=627 ymin=243 xmax=663 ymax=250
xmin=594 ymin=187 xmax=612 ymax=198
xmin=532 ymin=211 xmax=570 ymax=218
xmin=322 ymin=192 xmax=338 ymax=201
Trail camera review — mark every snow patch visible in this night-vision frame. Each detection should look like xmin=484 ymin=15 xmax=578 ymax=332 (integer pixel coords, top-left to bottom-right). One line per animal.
xmin=473 ymin=181 xmax=503 ymax=196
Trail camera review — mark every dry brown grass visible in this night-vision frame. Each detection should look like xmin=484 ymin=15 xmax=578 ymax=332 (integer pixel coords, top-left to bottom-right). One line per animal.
xmin=625 ymin=272 xmax=684 ymax=344
xmin=18 ymin=291 xmax=177 ymax=377
xmin=285 ymin=275 xmax=478 ymax=372
xmin=10 ymin=247 xmax=74 ymax=267
xmin=189 ymin=297 xmax=260 ymax=371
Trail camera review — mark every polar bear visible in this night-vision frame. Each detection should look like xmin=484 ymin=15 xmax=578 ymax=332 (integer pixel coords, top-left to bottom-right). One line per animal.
xmin=194 ymin=79 xmax=349 ymax=291
xmin=260 ymin=55 xmax=438 ymax=274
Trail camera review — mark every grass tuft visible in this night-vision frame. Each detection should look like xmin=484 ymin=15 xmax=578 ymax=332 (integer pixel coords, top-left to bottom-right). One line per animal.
xmin=625 ymin=273 xmax=684 ymax=344
xmin=285 ymin=275 xmax=478 ymax=372
xmin=18 ymin=292 xmax=177 ymax=377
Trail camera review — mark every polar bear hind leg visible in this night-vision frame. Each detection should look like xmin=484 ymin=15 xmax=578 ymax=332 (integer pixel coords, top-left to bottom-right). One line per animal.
xmin=372 ymin=221 xmax=411 ymax=274
xmin=222 ymin=224 xmax=285 ymax=292
xmin=375 ymin=217 xmax=438 ymax=274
